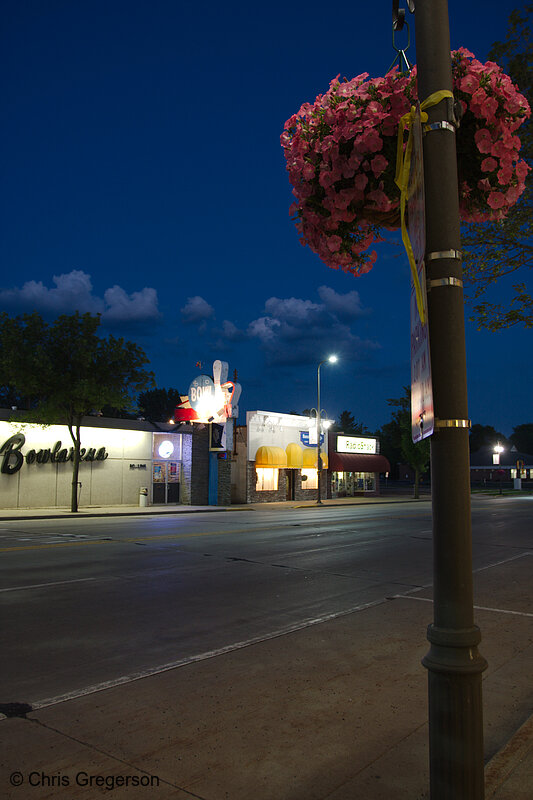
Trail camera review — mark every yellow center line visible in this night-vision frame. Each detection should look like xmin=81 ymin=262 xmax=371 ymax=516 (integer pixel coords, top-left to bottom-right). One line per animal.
xmin=0 ymin=513 xmax=423 ymax=553
xmin=0 ymin=527 xmax=258 ymax=552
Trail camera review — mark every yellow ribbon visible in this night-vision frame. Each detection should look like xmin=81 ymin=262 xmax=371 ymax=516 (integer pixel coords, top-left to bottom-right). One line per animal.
xmin=395 ymin=90 xmax=454 ymax=324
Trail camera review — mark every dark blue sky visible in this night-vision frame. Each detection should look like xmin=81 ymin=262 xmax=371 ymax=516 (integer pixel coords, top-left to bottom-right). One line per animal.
xmin=1 ymin=1 xmax=530 ymax=434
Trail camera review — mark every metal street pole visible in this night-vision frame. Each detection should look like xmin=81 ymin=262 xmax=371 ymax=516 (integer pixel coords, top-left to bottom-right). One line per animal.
xmin=415 ymin=2 xmax=487 ymax=798
xmin=316 ymin=362 xmax=323 ymax=505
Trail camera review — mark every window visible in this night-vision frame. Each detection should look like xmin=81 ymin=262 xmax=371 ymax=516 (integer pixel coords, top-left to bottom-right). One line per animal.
xmin=256 ymin=468 xmax=278 ymax=491
xmin=301 ymin=468 xmax=317 ymax=489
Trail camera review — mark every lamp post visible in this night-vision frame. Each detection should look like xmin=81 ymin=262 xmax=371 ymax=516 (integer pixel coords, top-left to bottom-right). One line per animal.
xmin=316 ymin=355 xmax=337 ymax=504
xmin=494 ymin=442 xmax=504 ymax=494
xmin=416 ymin=2 xmax=487 ymax=797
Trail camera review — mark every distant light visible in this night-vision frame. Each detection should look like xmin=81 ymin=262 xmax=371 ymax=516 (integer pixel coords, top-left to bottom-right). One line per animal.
xmin=494 ymin=443 xmax=504 ymax=453
xmin=158 ymin=440 xmax=174 ymax=459
xmin=328 ymin=355 xmax=338 ymax=363
xmin=322 ymin=419 xmax=333 ymax=430
xmin=168 ymin=418 xmax=175 ymax=424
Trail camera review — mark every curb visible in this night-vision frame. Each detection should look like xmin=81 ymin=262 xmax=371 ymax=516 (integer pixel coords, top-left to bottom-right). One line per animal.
xmin=485 ymin=713 xmax=533 ymax=797
xmin=0 ymin=496 xmax=429 ymax=521
xmin=0 ymin=507 xmax=233 ymax=521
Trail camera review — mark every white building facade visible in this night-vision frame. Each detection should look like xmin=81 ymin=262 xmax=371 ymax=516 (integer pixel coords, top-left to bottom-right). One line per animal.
xmin=0 ymin=413 xmax=210 ymax=509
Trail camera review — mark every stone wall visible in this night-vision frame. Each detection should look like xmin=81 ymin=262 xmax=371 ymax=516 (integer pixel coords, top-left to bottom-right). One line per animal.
xmin=190 ymin=426 xmax=210 ymax=505
xmin=180 ymin=432 xmax=193 ymax=504
xmin=245 ymin=463 xmax=327 ymax=503
xmin=217 ymin=456 xmax=232 ymax=506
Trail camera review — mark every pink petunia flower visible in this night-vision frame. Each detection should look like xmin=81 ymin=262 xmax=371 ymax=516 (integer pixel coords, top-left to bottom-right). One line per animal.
xmin=327 ymin=235 xmax=343 ymax=252
xmin=474 ymin=128 xmax=493 ymax=154
xmin=370 ymin=154 xmax=388 ymax=176
xmin=487 ymin=191 xmax=506 ymax=209
xmin=481 ymin=157 xmax=498 ymax=172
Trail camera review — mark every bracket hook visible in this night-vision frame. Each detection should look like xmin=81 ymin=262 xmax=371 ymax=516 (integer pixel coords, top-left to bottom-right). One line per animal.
xmin=389 ymin=1 xmax=415 ymax=75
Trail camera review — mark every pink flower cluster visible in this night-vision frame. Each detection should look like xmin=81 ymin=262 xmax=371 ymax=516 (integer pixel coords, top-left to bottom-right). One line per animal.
xmin=281 ymin=70 xmax=417 ymax=275
xmin=452 ymin=48 xmax=530 ymax=222
xmin=281 ymin=50 xmax=530 ymax=276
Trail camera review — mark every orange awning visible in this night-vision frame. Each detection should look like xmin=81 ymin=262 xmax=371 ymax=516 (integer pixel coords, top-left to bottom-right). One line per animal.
xmin=286 ymin=443 xmax=303 ymax=468
xmin=302 ymin=449 xmax=328 ymax=469
xmin=255 ymin=446 xmax=287 ymax=468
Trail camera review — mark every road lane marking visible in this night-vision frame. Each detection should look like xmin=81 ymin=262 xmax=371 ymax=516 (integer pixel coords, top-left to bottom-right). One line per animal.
xmin=473 ymin=551 xmax=532 ymax=573
xmin=0 ymin=577 xmax=98 ymax=593
xmin=398 ymin=595 xmax=533 ymax=618
xmin=17 ymin=597 xmax=389 ymax=712
xmin=0 ymin=540 xmax=111 ymax=552
xmin=0 ymin=518 xmax=409 ymax=553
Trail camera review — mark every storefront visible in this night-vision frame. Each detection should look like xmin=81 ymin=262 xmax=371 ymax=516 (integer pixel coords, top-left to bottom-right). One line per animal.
xmin=0 ymin=412 xmax=215 ymax=509
xmin=232 ymin=410 xmax=331 ymax=503
xmin=328 ymin=433 xmax=390 ymax=497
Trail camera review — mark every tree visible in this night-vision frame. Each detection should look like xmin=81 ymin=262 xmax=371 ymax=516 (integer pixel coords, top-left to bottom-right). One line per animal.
xmin=379 ymin=387 xmax=430 ymax=498
xmin=462 ymin=4 xmax=533 ymax=329
xmin=334 ymin=410 xmax=370 ymax=434
xmin=510 ymin=422 xmax=533 ymax=453
xmin=0 ymin=311 xmax=155 ymax=512
xmin=469 ymin=423 xmax=509 ymax=453
xmin=137 ymin=387 xmax=183 ymax=422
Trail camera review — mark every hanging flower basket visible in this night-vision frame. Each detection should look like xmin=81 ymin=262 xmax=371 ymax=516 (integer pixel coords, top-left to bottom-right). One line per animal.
xmin=281 ymin=48 xmax=530 ymax=276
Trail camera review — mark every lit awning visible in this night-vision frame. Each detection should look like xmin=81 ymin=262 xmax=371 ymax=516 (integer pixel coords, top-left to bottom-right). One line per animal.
xmin=302 ymin=449 xmax=328 ymax=469
xmin=174 ymin=406 xmax=198 ymax=422
xmin=329 ymin=453 xmax=390 ymax=472
xmin=286 ymin=442 xmax=303 ymax=468
xmin=255 ymin=446 xmax=287 ymax=468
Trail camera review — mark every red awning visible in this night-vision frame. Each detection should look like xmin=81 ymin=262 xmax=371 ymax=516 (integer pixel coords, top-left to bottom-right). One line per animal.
xmin=329 ymin=452 xmax=390 ymax=473
xmin=174 ymin=407 xmax=198 ymax=422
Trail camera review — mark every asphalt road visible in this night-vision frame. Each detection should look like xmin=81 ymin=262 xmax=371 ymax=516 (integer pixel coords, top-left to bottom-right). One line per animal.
xmin=1 ymin=496 xmax=532 ymax=709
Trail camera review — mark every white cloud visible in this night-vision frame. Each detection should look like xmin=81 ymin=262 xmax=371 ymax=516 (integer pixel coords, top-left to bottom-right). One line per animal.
xmin=0 ymin=269 xmax=161 ymax=326
xmin=180 ymin=295 xmax=215 ymax=324
xmin=103 ymin=285 xmax=159 ymax=324
xmin=247 ymin=316 xmax=281 ymax=342
xmin=264 ymin=296 xmax=323 ymax=323
xmin=317 ymin=285 xmax=369 ymax=321
xmin=220 ymin=320 xmax=246 ymax=341
xmin=247 ymin=286 xmax=378 ymax=366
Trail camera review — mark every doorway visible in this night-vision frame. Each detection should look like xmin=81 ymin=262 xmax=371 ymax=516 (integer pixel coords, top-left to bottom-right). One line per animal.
xmin=286 ymin=470 xmax=295 ymax=501
xmin=152 ymin=461 xmax=180 ymax=504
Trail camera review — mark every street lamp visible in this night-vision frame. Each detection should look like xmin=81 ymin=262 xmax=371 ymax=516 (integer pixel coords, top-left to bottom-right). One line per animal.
xmin=494 ymin=442 xmax=505 ymax=494
xmin=316 ymin=355 xmax=337 ymax=504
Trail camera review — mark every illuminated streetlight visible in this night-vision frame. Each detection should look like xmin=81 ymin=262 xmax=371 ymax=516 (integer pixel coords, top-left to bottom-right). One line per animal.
xmin=316 ymin=355 xmax=338 ymax=505
xmin=494 ymin=442 xmax=505 ymax=494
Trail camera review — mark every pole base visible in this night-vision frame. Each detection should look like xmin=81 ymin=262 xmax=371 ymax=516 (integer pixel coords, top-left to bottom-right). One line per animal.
xmin=422 ymin=624 xmax=488 ymax=799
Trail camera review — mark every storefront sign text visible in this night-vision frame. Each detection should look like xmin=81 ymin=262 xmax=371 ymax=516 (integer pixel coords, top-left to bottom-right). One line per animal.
xmin=337 ymin=436 xmax=377 ymax=454
xmin=0 ymin=434 xmax=108 ymax=476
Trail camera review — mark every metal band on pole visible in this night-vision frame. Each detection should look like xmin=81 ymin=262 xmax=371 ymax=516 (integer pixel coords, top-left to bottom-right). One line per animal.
xmin=423 ymin=120 xmax=456 ymax=134
xmin=434 ymin=418 xmax=471 ymax=428
xmin=426 ymin=249 xmax=462 ymax=262
xmin=428 ymin=277 xmax=464 ymax=289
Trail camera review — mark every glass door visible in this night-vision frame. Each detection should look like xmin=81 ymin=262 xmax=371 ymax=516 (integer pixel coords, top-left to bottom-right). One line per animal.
xmin=152 ymin=461 xmax=180 ymax=504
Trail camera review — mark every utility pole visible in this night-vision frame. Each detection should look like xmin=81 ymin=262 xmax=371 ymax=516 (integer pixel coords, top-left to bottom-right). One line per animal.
xmin=415 ymin=2 xmax=487 ymax=798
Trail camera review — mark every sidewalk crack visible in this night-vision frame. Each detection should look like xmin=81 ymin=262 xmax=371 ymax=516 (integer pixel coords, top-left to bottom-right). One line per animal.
xmin=26 ymin=717 xmax=211 ymax=800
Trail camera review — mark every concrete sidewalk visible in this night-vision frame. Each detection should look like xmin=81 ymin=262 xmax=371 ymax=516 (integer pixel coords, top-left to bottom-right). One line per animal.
xmin=1 ymin=588 xmax=531 ymax=798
